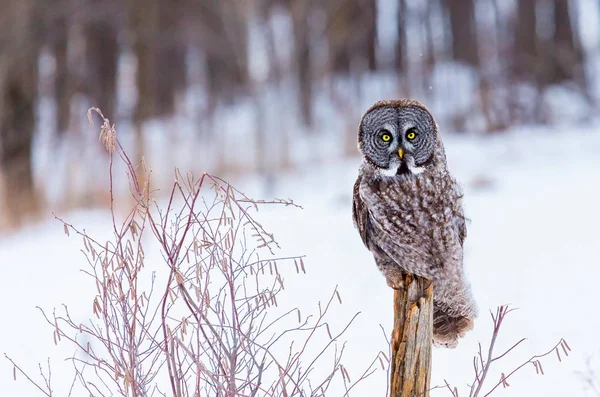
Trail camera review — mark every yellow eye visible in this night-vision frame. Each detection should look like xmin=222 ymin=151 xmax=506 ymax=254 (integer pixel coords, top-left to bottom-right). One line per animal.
xmin=381 ymin=134 xmax=391 ymax=142
xmin=406 ymin=130 xmax=417 ymax=140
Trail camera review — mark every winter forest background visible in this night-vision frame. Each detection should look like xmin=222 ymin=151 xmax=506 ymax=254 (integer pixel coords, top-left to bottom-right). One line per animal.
xmin=1 ymin=0 xmax=597 ymax=227
xmin=2 ymin=1 xmax=600 ymax=396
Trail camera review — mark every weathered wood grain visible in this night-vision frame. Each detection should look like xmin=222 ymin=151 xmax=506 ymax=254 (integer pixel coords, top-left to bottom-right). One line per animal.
xmin=389 ymin=273 xmax=433 ymax=397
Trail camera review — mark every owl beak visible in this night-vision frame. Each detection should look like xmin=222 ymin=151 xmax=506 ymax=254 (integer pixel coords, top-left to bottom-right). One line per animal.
xmin=398 ymin=148 xmax=404 ymax=160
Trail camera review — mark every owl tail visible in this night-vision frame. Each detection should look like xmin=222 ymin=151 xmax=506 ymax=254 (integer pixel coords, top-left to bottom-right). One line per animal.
xmin=432 ymin=304 xmax=474 ymax=348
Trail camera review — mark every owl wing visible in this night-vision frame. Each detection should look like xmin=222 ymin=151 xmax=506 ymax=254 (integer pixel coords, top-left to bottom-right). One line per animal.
xmin=352 ymin=176 xmax=371 ymax=247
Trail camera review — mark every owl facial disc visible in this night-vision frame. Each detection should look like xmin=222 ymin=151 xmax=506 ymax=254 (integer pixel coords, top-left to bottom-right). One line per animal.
xmin=358 ymin=100 xmax=438 ymax=177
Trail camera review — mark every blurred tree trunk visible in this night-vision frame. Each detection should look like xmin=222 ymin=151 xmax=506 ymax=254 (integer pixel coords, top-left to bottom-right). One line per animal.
xmin=41 ymin=0 xmax=73 ymax=136
xmin=195 ymin=0 xmax=249 ymax=106
xmin=512 ymin=0 xmax=544 ymax=122
xmin=0 ymin=0 xmax=41 ymax=226
xmin=261 ymin=6 xmax=282 ymax=84
xmin=365 ymin=0 xmax=377 ymax=71
xmin=186 ymin=0 xmax=249 ymax=174
xmin=422 ymin=0 xmax=438 ymax=99
xmin=155 ymin=0 xmax=187 ymax=116
xmin=291 ymin=1 xmax=313 ymax=126
xmin=85 ymin=0 xmax=119 ymax=121
xmin=479 ymin=0 xmax=513 ymax=132
xmin=513 ymin=0 xmax=538 ymax=80
xmin=131 ymin=0 xmax=157 ymax=123
xmin=445 ymin=0 xmax=479 ymax=67
xmin=424 ymin=0 xmax=437 ymax=69
xmin=51 ymin=7 xmax=72 ymax=135
xmin=548 ymin=0 xmax=584 ymax=84
xmin=130 ymin=0 xmax=158 ymax=188
xmin=326 ymin=0 xmax=377 ymax=74
xmin=327 ymin=1 xmax=351 ymax=73
xmin=396 ymin=0 xmax=407 ymax=72
xmin=258 ymin=0 xmax=283 ymax=85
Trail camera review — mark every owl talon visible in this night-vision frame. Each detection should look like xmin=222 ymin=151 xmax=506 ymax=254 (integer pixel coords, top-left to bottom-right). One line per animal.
xmin=386 ymin=276 xmax=404 ymax=290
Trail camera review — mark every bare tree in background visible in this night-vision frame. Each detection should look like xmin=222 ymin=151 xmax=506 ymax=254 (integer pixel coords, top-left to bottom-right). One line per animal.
xmin=548 ymin=0 xmax=585 ymax=85
xmin=191 ymin=0 xmax=250 ymax=107
xmin=512 ymin=0 xmax=586 ymax=87
xmin=130 ymin=0 xmax=157 ymax=123
xmin=184 ymin=0 xmax=251 ymax=176
xmin=445 ymin=0 xmax=480 ymax=67
xmin=422 ymin=0 xmax=441 ymax=98
xmin=130 ymin=0 xmax=158 ymax=187
xmin=325 ymin=0 xmax=377 ymax=74
xmin=291 ymin=0 xmax=313 ymax=127
xmin=365 ymin=0 xmax=378 ymax=72
xmin=0 ymin=0 xmax=41 ymax=226
xmin=511 ymin=0 xmax=589 ymax=123
xmin=1 ymin=0 xmax=599 ymax=225
xmin=513 ymin=0 xmax=538 ymax=81
xmin=256 ymin=0 xmax=283 ymax=85
xmin=326 ymin=2 xmax=352 ymax=74
xmin=396 ymin=0 xmax=407 ymax=73
xmin=46 ymin=1 xmax=74 ymax=135
xmin=155 ymin=0 xmax=187 ymax=117
xmin=85 ymin=0 xmax=120 ymax=122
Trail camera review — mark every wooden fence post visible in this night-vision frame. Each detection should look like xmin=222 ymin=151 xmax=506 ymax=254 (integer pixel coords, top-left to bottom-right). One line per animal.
xmin=389 ymin=273 xmax=433 ymax=397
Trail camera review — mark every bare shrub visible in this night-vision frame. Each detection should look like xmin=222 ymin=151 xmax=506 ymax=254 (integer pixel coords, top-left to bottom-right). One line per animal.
xmin=440 ymin=305 xmax=570 ymax=397
xmin=5 ymin=109 xmax=385 ymax=396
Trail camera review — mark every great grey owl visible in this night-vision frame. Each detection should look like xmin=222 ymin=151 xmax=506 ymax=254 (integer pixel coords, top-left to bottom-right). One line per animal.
xmin=352 ymin=99 xmax=477 ymax=347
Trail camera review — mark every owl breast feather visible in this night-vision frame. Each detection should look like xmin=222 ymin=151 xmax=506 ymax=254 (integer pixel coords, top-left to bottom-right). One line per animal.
xmin=357 ymin=173 xmax=465 ymax=277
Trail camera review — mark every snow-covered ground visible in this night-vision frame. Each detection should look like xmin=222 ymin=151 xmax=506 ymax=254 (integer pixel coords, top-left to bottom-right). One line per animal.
xmin=2 ymin=125 xmax=600 ymax=396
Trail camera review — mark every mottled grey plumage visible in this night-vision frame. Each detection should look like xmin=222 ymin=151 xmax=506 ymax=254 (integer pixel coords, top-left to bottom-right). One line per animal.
xmin=352 ymin=99 xmax=477 ymax=347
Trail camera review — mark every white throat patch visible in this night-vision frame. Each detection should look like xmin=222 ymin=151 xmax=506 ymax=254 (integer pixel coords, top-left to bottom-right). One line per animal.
xmin=376 ymin=162 xmax=425 ymax=177
xmin=376 ymin=165 xmax=400 ymax=177
xmin=407 ymin=164 xmax=425 ymax=175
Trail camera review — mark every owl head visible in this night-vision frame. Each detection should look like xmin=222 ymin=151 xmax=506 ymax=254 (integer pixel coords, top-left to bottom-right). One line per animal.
xmin=358 ymin=99 xmax=443 ymax=176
